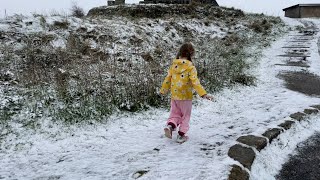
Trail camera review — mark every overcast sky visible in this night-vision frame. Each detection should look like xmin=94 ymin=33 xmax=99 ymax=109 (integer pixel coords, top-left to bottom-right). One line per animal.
xmin=1 ymin=0 xmax=320 ymax=17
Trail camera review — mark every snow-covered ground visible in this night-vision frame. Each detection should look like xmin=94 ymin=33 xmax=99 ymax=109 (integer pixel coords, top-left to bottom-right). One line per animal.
xmin=1 ymin=18 xmax=320 ymax=180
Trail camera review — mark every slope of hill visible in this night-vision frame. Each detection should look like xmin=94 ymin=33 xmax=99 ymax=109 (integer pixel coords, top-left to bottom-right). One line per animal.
xmin=0 ymin=5 xmax=285 ymax=126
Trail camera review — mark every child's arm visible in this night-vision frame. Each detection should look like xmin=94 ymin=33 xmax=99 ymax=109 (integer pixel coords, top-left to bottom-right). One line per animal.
xmin=189 ymin=66 xmax=207 ymax=97
xmin=160 ymin=67 xmax=172 ymax=95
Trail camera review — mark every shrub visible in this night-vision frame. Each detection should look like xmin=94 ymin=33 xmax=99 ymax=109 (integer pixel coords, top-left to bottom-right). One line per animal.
xmin=66 ymin=34 xmax=92 ymax=55
xmin=141 ymin=53 xmax=153 ymax=62
xmin=39 ymin=16 xmax=47 ymax=29
xmin=53 ymin=20 xmax=70 ymax=29
xmin=71 ymin=3 xmax=85 ymax=18
xmin=32 ymin=13 xmax=44 ymax=18
xmin=232 ymin=74 xmax=256 ymax=86
xmin=249 ymin=20 xmax=263 ymax=33
xmin=249 ymin=19 xmax=273 ymax=33
xmin=295 ymin=25 xmax=304 ymax=32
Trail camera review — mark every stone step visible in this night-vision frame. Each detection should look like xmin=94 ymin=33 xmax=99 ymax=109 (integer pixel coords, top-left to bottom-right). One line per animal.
xmin=288 ymin=40 xmax=309 ymax=42
xmin=282 ymin=46 xmax=310 ymax=48
xmin=274 ymin=63 xmax=310 ymax=68
xmin=291 ymin=34 xmax=314 ymax=36
xmin=292 ymin=39 xmax=313 ymax=40
xmin=278 ymin=54 xmax=310 ymax=57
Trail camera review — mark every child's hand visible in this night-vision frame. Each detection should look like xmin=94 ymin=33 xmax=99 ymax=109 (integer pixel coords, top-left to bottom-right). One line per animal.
xmin=202 ymin=94 xmax=213 ymax=101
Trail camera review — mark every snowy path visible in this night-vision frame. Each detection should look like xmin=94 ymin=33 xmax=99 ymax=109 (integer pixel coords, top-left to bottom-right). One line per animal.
xmin=251 ymin=18 xmax=320 ymax=180
xmin=1 ymin=18 xmax=320 ymax=180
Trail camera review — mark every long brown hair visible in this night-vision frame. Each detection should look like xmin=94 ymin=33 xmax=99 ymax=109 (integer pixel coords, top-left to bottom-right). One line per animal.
xmin=176 ymin=43 xmax=195 ymax=62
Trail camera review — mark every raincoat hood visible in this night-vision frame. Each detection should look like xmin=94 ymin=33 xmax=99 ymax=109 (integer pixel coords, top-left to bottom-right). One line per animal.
xmin=172 ymin=59 xmax=193 ymax=74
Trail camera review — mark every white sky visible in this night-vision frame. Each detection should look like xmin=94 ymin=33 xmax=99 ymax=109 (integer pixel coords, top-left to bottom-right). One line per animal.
xmin=1 ymin=0 xmax=320 ymax=17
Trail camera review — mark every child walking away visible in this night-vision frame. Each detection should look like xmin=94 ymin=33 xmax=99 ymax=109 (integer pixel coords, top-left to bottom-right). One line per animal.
xmin=160 ymin=43 xmax=212 ymax=143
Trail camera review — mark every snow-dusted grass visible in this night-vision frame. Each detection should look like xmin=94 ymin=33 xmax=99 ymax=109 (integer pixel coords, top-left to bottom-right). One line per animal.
xmin=1 ymin=18 xmax=320 ymax=180
xmin=0 ymin=8 xmax=285 ymax=123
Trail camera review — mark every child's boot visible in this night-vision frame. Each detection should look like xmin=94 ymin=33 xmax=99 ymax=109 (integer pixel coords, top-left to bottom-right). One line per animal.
xmin=164 ymin=125 xmax=173 ymax=139
xmin=176 ymin=134 xmax=188 ymax=143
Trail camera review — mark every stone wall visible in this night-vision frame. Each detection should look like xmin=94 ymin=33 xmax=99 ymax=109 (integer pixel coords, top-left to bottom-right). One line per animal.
xmin=139 ymin=0 xmax=218 ymax=5
xmin=141 ymin=0 xmax=191 ymax=4
xmin=108 ymin=0 xmax=125 ymax=6
xmin=87 ymin=4 xmax=234 ymax=19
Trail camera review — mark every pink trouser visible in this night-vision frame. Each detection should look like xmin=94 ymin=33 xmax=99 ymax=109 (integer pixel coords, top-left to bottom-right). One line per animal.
xmin=167 ymin=100 xmax=192 ymax=134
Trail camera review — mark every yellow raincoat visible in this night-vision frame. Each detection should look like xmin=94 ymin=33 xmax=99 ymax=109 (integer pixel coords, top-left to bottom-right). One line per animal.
xmin=160 ymin=59 xmax=207 ymax=100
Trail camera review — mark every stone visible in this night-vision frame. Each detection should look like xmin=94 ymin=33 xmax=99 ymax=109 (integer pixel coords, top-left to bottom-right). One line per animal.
xmin=278 ymin=121 xmax=295 ymax=130
xmin=132 ymin=170 xmax=149 ymax=179
xmin=228 ymin=144 xmax=256 ymax=170
xmin=228 ymin=165 xmax=249 ymax=180
xmin=262 ymin=128 xmax=282 ymax=143
xmin=310 ymin=105 xmax=320 ymax=110
xmin=290 ymin=112 xmax=306 ymax=121
xmin=236 ymin=135 xmax=268 ymax=151
xmin=304 ymin=108 xmax=319 ymax=115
